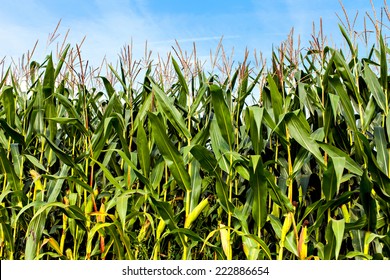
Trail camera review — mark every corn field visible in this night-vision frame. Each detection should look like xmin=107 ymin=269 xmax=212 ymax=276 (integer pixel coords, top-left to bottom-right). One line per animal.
xmin=1 ymin=6 xmax=390 ymax=260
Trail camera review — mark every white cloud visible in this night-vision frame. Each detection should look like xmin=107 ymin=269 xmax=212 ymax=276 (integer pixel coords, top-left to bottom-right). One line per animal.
xmin=0 ymin=0 xmax=249 ymax=68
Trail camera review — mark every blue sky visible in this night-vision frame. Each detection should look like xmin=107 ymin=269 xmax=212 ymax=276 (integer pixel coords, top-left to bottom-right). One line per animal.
xmin=0 ymin=0 xmax=386 ymax=68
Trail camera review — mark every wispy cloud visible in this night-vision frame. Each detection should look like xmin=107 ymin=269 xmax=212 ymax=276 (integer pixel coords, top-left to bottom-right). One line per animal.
xmin=150 ymin=35 xmax=240 ymax=46
xmin=0 ymin=0 xmax=383 ymax=68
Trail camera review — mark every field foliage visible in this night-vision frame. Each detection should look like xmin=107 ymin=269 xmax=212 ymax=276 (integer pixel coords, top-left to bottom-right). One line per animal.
xmin=1 ymin=4 xmax=390 ymax=260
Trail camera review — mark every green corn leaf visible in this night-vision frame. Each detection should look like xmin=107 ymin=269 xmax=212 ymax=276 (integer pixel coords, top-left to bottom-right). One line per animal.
xmin=137 ymin=122 xmax=150 ymax=176
xmin=0 ymin=119 xmax=25 ymax=146
xmin=362 ymin=96 xmax=377 ymax=132
xmin=116 ymin=195 xmax=128 ymax=230
xmin=189 ymin=161 xmax=203 ymax=212
xmin=379 ymin=35 xmax=388 ymax=95
xmin=112 ymin=220 xmax=135 ymax=260
xmin=267 ymin=74 xmax=283 ymax=123
xmin=54 ymin=93 xmax=81 ymax=119
xmin=345 ymin=251 xmax=372 ymax=260
xmin=299 ymin=199 xmax=324 ymax=226
xmin=360 ymin=170 xmax=377 ymax=231
xmin=54 ymin=44 xmax=70 ymax=79
xmin=189 ymin=82 xmax=208 ymax=115
xmin=106 ymin=224 xmax=126 ymax=260
xmin=351 ymin=229 xmax=365 ymax=256
xmin=328 ymin=93 xmax=340 ymax=120
xmin=0 ymin=67 xmax=10 ymax=88
xmin=328 ymin=76 xmax=364 ymax=161
xmin=25 ymin=210 xmax=48 ymax=259
xmin=148 ymin=112 xmax=191 ymax=191
xmin=243 ymin=233 xmax=272 ymax=260
xmin=2 ymin=86 xmax=15 ymax=127
xmin=215 ymin=179 xmax=234 ymax=214
xmin=328 ymin=77 xmax=356 ymax=130
xmin=152 ymin=81 xmax=191 ymax=139
xmin=161 ymin=228 xmax=203 ymax=243
xmin=332 ymin=50 xmax=360 ymax=101
xmin=108 ymin=64 xmax=126 ymax=91
xmin=43 ymin=55 xmax=57 ymax=141
xmin=10 ymin=144 xmax=22 ymax=178
xmin=62 ymin=205 xmax=87 ymax=222
xmin=249 ymin=156 xmax=268 ymax=229
xmin=90 ymin=157 xmax=123 ymax=191
xmin=114 ymin=149 xmax=153 ymax=192
xmin=0 ymin=146 xmax=21 ymax=192
xmin=149 ymin=197 xmax=187 ymax=247
xmin=285 ymin=231 xmax=298 ymax=257
xmin=172 ymin=57 xmax=189 ymax=95
xmin=338 ymin=24 xmax=356 ymax=58
xmin=210 ymin=84 xmax=234 ymax=149
xmin=210 ymin=117 xmax=230 ymax=172
xmin=45 ymin=117 xmax=89 ymax=136
xmin=86 ymin=222 xmax=112 ymax=258
xmin=269 ymin=214 xmax=282 ymax=239
xmin=24 ymin=154 xmax=46 ymax=171
xmin=318 ymin=143 xmax=362 ymax=176
xmin=323 ymin=157 xmax=345 ymax=201
xmin=323 ymin=158 xmax=337 ymax=201
xmin=237 ymin=70 xmax=263 ymax=114
xmin=25 ymin=202 xmax=73 ymax=259
xmin=374 ymin=127 xmax=389 ymax=176
xmin=310 ymin=191 xmax=357 ymax=234
xmin=99 ymin=76 xmax=115 ymax=98
xmin=331 ymin=218 xmax=345 ymax=260
xmin=43 ymin=55 xmax=55 ymax=96
xmin=324 ymin=221 xmax=336 ymax=260
xmin=246 ymin=106 xmax=264 ymax=155
xmin=363 ymin=63 xmax=386 ymax=112
xmin=292 ymin=147 xmax=309 ymax=176
xmin=133 ymin=92 xmax=153 ymax=131
xmin=264 ymin=170 xmax=294 ymax=213
xmin=358 ymin=133 xmax=390 ymax=202
xmin=190 ymin=145 xmax=218 ymax=174
xmin=42 ymin=135 xmax=86 ymax=180
xmin=47 ymin=164 xmax=70 ymax=203
xmin=0 ymin=206 xmax=14 ymax=256
xmin=190 ymin=145 xmax=234 ymax=213
xmin=345 ymin=216 xmax=367 ymax=231
xmin=262 ymin=109 xmax=288 ymax=146
xmin=285 ymin=112 xmax=325 ymax=166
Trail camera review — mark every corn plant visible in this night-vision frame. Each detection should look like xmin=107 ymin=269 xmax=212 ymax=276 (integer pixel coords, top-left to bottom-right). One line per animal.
xmin=1 ymin=4 xmax=390 ymax=260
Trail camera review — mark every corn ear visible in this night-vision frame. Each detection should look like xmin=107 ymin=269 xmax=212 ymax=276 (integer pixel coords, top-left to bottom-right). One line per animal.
xmin=156 ymin=218 xmax=166 ymax=240
xmin=363 ymin=231 xmax=371 ymax=255
xmin=138 ymin=219 xmax=151 ymax=242
xmin=298 ymin=221 xmax=308 ymax=260
xmin=153 ymin=219 xmax=166 ymax=260
xmin=30 ymin=169 xmax=43 ymax=202
xmin=85 ymin=196 xmax=94 ymax=214
xmin=341 ymin=204 xmax=350 ymax=223
xmin=30 ymin=170 xmax=43 ymax=190
xmin=184 ymin=197 xmax=209 ymax=228
xmin=98 ymin=203 xmax=106 ymax=223
xmin=66 ymin=248 xmax=73 ymax=260
xmin=47 ymin=237 xmax=62 ymax=255
xmin=278 ymin=212 xmax=293 ymax=260
xmin=219 ymin=223 xmax=232 ymax=260
xmin=280 ymin=212 xmax=293 ymax=246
